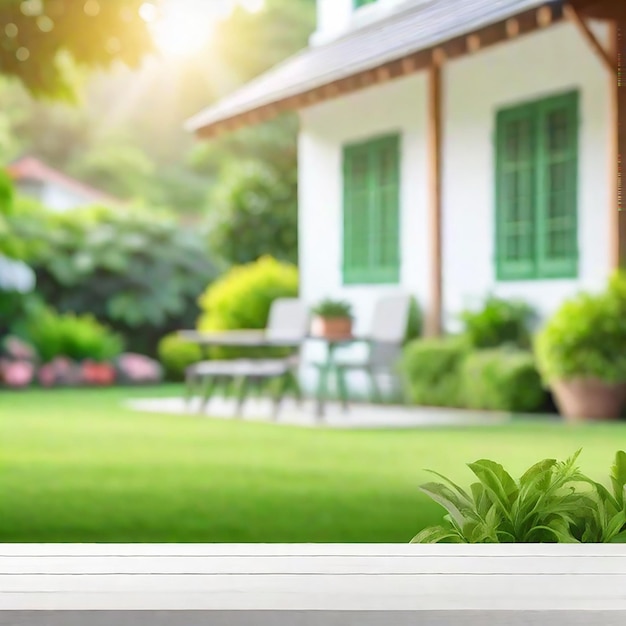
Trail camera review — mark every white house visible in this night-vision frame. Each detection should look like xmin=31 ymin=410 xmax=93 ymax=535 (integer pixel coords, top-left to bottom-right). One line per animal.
xmin=6 ymin=157 xmax=123 ymax=213
xmin=187 ymin=0 xmax=624 ymax=337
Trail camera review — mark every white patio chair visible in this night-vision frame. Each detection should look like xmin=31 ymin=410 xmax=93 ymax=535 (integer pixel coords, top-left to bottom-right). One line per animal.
xmin=185 ymin=298 xmax=309 ymax=417
xmin=312 ymin=294 xmax=412 ymax=412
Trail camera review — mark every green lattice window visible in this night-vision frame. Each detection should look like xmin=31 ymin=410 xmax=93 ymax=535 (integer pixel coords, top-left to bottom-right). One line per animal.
xmin=496 ymin=91 xmax=579 ymax=280
xmin=343 ymin=134 xmax=400 ymax=285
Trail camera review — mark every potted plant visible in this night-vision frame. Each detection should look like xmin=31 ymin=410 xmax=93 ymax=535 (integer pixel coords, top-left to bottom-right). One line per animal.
xmin=535 ymin=274 xmax=626 ymax=421
xmin=311 ymin=299 xmax=354 ymax=340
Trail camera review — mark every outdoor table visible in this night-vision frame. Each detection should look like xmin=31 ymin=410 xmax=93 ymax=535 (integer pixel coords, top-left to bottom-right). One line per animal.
xmin=178 ymin=330 xmax=303 ymax=357
xmin=309 ymin=335 xmax=368 ymax=418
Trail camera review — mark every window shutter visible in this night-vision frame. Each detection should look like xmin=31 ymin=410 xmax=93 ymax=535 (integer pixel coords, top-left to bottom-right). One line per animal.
xmin=495 ymin=107 xmax=537 ymax=280
xmin=342 ymin=135 xmax=401 ymax=285
xmin=535 ymin=92 xmax=579 ymax=278
xmin=372 ymin=136 xmax=400 ymax=282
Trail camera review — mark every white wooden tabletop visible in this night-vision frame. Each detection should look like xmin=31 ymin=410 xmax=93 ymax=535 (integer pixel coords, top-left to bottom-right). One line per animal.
xmin=0 ymin=544 xmax=625 ymax=615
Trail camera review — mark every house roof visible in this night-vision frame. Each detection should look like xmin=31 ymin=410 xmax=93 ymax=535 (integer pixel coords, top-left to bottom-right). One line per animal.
xmin=6 ymin=157 xmax=123 ymax=206
xmin=187 ymin=0 xmax=563 ymax=137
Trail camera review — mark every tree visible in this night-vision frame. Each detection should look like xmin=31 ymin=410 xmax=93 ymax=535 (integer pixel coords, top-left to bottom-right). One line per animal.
xmin=0 ymin=0 xmax=153 ymax=98
xmin=207 ymin=160 xmax=298 ymax=267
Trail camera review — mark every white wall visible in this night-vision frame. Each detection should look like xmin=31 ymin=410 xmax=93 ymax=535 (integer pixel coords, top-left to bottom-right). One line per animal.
xmin=442 ymin=21 xmax=611 ymax=324
xmin=299 ymin=74 xmax=430 ymax=339
xmin=41 ymin=183 xmax=97 ymax=213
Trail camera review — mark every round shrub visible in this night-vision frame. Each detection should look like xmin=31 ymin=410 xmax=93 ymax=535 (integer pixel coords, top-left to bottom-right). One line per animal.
xmin=460 ymin=295 xmax=536 ymax=349
xmin=535 ymin=287 xmax=626 ymax=385
xmin=197 ymin=256 xmax=299 ymax=360
xmin=198 ymin=255 xmax=299 ymax=332
xmin=399 ymin=336 xmax=469 ymax=407
xmin=158 ymin=333 xmax=203 ymax=381
xmin=461 ymin=348 xmax=547 ymax=413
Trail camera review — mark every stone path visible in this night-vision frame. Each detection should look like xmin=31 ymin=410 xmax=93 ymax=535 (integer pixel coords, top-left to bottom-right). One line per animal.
xmin=125 ymin=396 xmax=512 ymax=430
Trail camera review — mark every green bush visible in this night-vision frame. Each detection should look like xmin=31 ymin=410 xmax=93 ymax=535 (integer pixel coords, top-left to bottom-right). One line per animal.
xmin=21 ymin=309 xmax=124 ymax=363
xmin=460 ymin=295 xmax=536 ymax=349
xmin=461 ymin=348 xmax=546 ymax=413
xmin=7 ymin=200 xmax=216 ymax=356
xmin=197 ymin=256 xmax=298 ymax=359
xmin=198 ymin=256 xmax=298 ymax=332
xmin=535 ymin=286 xmax=626 ymax=385
xmin=158 ymin=333 xmax=203 ymax=381
xmin=412 ymin=450 xmax=626 ymax=544
xmin=400 ymin=336 xmax=469 ymax=407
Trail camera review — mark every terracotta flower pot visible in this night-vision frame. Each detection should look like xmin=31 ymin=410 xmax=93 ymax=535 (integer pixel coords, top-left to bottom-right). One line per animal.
xmin=551 ymin=378 xmax=626 ymax=422
xmin=311 ymin=316 xmax=353 ymax=340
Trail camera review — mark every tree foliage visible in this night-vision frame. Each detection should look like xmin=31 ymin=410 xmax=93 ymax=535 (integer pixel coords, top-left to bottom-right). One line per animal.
xmin=207 ymin=160 xmax=298 ymax=267
xmin=6 ymin=198 xmax=216 ymax=354
xmin=0 ymin=0 xmax=153 ymax=98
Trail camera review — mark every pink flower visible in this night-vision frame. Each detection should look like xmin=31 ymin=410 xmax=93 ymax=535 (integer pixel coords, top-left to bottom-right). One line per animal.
xmin=2 ymin=361 xmax=34 ymax=388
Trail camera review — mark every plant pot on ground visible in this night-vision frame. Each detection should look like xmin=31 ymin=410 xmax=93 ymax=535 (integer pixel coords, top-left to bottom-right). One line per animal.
xmin=535 ymin=273 xmax=626 ymax=422
xmin=311 ymin=299 xmax=354 ymax=340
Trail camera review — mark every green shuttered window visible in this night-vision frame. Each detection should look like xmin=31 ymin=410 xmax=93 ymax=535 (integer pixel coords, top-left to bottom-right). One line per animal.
xmin=343 ymin=134 xmax=401 ymax=285
xmin=495 ymin=91 xmax=579 ymax=280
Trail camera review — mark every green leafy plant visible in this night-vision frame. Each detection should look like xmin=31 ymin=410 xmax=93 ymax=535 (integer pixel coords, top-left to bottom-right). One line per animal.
xmin=157 ymin=333 xmax=203 ymax=381
xmin=535 ymin=287 xmax=626 ymax=384
xmin=312 ymin=299 xmax=353 ymax=319
xmin=7 ymin=200 xmax=216 ymax=356
xmin=460 ymin=295 xmax=536 ymax=350
xmin=412 ymin=450 xmax=626 ymax=544
xmin=461 ymin=348 xmax=547 ymax=413
xmin=197 ymin=256 xmax=298 ymax=359
xmin=399 ymin=336 xmax=469 ymax=407
xmin=21 ymin=308 xmax=124 ymax=363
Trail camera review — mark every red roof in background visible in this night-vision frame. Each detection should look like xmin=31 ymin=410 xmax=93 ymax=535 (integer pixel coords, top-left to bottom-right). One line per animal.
xmin=5 ymin=156 xmax=123 ymax=206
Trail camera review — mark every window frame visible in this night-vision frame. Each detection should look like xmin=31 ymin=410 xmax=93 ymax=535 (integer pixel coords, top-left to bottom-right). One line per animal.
xmin=342 ymin=133 xmax=401 ymax=286
xmin=495 ymin=90 xmax=580 ymax=282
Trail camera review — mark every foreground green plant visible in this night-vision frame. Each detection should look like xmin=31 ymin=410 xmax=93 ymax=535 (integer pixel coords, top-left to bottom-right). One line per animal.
xmin=412 ymin=450 xmax=626 ymax=544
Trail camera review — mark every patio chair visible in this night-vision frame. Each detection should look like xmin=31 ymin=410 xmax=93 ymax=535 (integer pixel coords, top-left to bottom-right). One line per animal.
xmin=185 ymin=298 xmax=309 ymax=417
xmin=312 ymin=294 xmax=412 ymax=412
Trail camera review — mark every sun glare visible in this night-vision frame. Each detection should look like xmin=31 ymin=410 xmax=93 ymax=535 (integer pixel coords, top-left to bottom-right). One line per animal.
xmin=142 ymin=2 xmax=213 ymax=58
xmin=140 ymin=0 xmax=266 ymax=59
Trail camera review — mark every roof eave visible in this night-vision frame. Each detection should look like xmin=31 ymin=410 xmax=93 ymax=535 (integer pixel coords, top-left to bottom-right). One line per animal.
xmin=188 ymin=1 xmax=564 ymax=139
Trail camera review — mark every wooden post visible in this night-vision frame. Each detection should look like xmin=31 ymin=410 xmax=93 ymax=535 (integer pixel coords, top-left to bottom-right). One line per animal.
xmin=610 ymin=20 xmax=626 ymax=269
xmin=425 ymin=59 xmax=443 ymax=337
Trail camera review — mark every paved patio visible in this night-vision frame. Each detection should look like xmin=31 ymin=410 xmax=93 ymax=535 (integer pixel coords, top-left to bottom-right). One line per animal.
xmin=125 ymin=396 xmax=513 ymax=430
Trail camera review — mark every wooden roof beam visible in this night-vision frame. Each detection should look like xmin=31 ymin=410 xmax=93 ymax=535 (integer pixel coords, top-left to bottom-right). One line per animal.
xmin=564 ymin=3 xmax=618 ymax=74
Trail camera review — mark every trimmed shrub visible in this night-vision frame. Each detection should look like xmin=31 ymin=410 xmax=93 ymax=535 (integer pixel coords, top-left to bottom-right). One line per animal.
xmin=461 ymin=348 xmax=547 ymax=413
xmin=21 ymin=309 xmax=123 ymax=363
xmin=400 ymin=336 xmax=469 ymax=407
xmin=158 ymin=333 xmax=203 ymax=381
xmin=197 ymin=256 xmax=298 ymax=359
xmin=460 ymin=295 xmax=536 ymax=349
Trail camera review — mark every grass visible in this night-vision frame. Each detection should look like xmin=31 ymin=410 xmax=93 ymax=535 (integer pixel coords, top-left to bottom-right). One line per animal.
xmin=1 ymin=385 xmax=626 ymax=543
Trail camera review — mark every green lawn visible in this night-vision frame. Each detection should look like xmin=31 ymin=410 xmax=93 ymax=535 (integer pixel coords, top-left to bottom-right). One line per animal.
xmin=1 ymin=386 xmax=625 ymax=543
